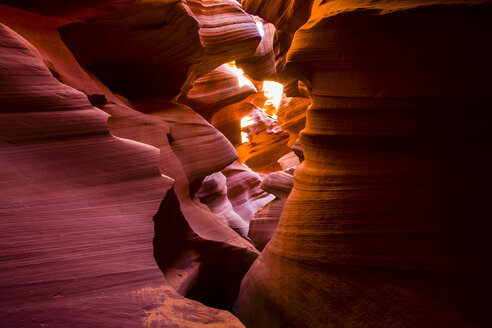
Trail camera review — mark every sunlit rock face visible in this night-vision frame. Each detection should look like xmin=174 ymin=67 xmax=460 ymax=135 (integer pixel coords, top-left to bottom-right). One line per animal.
xmin=0 ymin=22 xmax=244 ymax=327
xmin=276 ymin=96 xmax=309 ymax=146
xmin=236 ymin=106 xmax=291 ymax=172
xmin=177 ymin=64 xmax=257 ymax=121
xmin=212 ymin=99 xmax=255 ymax=146
xmin=189 ymin=73 xmax=293 ymax=173
xmin=237 ymin=20 xmax=278 ymax=82
xmin=237 ymin=1 xmax=492 ymax=327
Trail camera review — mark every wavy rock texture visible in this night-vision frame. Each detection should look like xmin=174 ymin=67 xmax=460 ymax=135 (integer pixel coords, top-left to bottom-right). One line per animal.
xmin=56 ymin=0 xmax=260 ymax=100
xmin=290 ymin=139 xmax=304 ymax=162
xmin=240 ymin=0 xmax=316 ymax=89
xmin=105 ymin=101 xmax=262 ymax=306
xmin=236 ymin=107 xmax=291 ymax=172
xmin=210 ymin=90 xmax=272 ymax=147
xmin=248 ymin=168 xmax=294 ymax=250
xmin=239 ymin=0 xmax=314 ymax=100
xmin=197 ymin=172 xmax=250 ymax=236
xmin=241 ymin=0 xmax=314 ymax=34
xmin=260 ymin=169 xmax=295 ymax=200
xmin=276 ymin=96 xmax=309 ymax=146
xmin=0 ymin=23 xmax=244 ymax=327
xmin=204 ymin=87 xmax=292 ymax=172
xmin=277 ymin=151 xmax=300 ymax=169
xmin=177 ymin=64 xmax=257 ymax=121
xmin=222 ymin=161 xmax=275 ymax=225
xmin=247 ymin=200 xmax=284 ymax=251
xmin=0 ymin=0 xmax=112 ymax=17
xmin=212 ymin=100 xmax=257 ymax=146
xmin=197 ymin=161 xmax=274 ymax=239
xmin=237 ymin=1 xmax=492 ymax=327
xmin=237 ymin=21 xmax=278 ymax=82
xmin=180 ymin=0 xmax=261 ymax=92
xmin=0 ymin=0 xmax=263 ymax=324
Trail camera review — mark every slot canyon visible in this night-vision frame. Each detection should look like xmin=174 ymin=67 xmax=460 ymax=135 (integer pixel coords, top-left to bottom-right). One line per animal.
xmin=1 ymin=0 xmax=491 ymax=327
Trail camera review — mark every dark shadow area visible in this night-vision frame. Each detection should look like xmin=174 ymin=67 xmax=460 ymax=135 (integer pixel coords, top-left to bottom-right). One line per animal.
xmin=0 ymin=0 xmax=113 ymax=16
xmin=58 ymin=14 xmax=199 ymax=100
xmin=153 ymin=186 xmax=257 ymax=311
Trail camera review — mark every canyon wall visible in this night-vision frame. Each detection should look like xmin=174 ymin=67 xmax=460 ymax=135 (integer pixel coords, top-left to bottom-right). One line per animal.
xmin=236 ymin=0 xmax=492 ymax=327
xmin=2 ymin=0 xmax=491 ymax=326
xmin=0 ymin=1 xmax=266 ymax=326
xmin=0 ymin=21 xmax=246 ymax=327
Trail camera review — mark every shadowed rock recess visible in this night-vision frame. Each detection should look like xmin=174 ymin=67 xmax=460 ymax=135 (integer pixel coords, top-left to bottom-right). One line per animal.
xmin=1 ymin=0 xmax=491 ymax=327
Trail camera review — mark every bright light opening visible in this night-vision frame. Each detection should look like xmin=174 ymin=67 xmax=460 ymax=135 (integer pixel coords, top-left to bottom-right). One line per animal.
xmin=241 ymin=132 xmax=249 ymax=144
xmin=240 ymin=115 xmax=254 ymax=143
xmin=263 ymin=80 xmax=283 ymax=110
xmin=228 ymin=61 xmax=254 ymax=88
xmin=253 ymin=17 xmax=264 ymax=37
xmin=255 ymin=21 xmax=264 ymax=37
xmin=241 ymin=115 xmax=254 ymax=129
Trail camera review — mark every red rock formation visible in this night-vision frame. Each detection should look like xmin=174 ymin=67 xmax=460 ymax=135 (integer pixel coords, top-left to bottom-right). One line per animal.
xmin=203 ymin=86 xmax=293 ymax=173
xmin=247 ymin=200 xmax=284 ymax=251
xmin=248 ymin=167 xmax=295 ymax=250
xmin=105 ymin=101 xmax=262 ymax=306
xmin=6 ymin=0 xmax=491 ymax=326
xmin=0 ymin=0 xmax=263 ymax=322
xmin=177 ymin=64 xmax=257 ymax=121
xmin=236 ymin=107 xmax=291 ymax=172
xmin=276 ymin=96 xmax=309 ymax=146
xmin=222 ymin=161 xmax=275 ymax=224
xmin=260 ymin=169 xmax=294 ymax=200
xmin=197 ymin=161 xmax=274 ymax=239
xmin=198 ymin=171 xmax=251 ymax=237
xmin=241 ymin=0 xmax=314 ymax=34
xmin=241 ymin=0 xmax=314 ymax=91
xmin=92 ymin=62 xmax=260 ymax=316
xmin=237 ymin=20 xmax=278 ymax=82
xmin=212 ymin=100 xmax=256 ymax=146
xmin=180 ymin=0 xmax=261 ymax=92
xmin=0 ymin=0 xmax=111 ymax=17
xmin=237 ymin=1 xmax=492 ymax=327
xmin=0 ymin=23 xmax=244 ymax=327
xmin=56 ymin=0 xmax=260 ymax=100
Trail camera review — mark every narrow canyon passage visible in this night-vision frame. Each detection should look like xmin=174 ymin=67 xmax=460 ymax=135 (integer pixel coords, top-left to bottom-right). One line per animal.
xmin=1 ymin=1 xmax=491 ymax=327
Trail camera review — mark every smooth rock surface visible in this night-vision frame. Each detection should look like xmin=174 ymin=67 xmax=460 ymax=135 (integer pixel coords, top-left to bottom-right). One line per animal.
xmin=177 ymin=64 xmax=257 ymax=121
xmin=237 ymin=1 xmax=492 ymax=327
xmin=0 ymin=23 xmax=244 ymax=327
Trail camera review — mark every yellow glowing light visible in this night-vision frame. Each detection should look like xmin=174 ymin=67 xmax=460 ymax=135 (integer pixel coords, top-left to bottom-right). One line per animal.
xmin=263 ymin=80 xmax=283 ymax=109
xmin=255 ymin=20 xmax=264 ymax=37
xmin=241 ymin=115 xmax=254 ymax=129
xmin=241 ymin=132 xmax=249 ymax=144
xmin=240 ymin=115 xmax=254 ymax=143
xmin=228 ymin=61 xmax=255 ymax=88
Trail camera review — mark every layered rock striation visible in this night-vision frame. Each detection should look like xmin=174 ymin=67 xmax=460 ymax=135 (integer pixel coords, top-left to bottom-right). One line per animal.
xmin=4 ymin=0 xmax=490 ymax=326
xmin=237 ymin=1 xmax=492 ymax=327
xmin=0 ymin=22 xmax=244 ymax=327
xmin=0 ymin=0 xmax=265 ymax=325
xmin=177 ymin=63 xmax=257 ymax=121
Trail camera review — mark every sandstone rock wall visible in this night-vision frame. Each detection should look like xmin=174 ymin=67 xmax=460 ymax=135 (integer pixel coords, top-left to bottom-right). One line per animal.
xmin=0 ymin=0 xmax=265 ymax=325
xmin=237 ymin=1 xmax=492 ymax=327
xmin=0 ymin=22 xmax=244 ymax=327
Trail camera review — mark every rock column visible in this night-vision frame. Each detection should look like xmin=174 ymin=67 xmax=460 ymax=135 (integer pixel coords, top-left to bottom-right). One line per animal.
xmin=236 ymin=3 xmax=492 ymax=327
